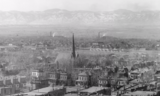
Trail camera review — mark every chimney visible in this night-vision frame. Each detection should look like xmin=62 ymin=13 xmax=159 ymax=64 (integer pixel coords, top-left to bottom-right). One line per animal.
xmin=3 ymin=79 xmax=6 ymax=85
xmin=3 ymin=77 xmax=6 ymax=85
xmin=11 ymin=76 xmax=14 ymax=84
xmin=18 ymin=76 xmax=21 ymax=83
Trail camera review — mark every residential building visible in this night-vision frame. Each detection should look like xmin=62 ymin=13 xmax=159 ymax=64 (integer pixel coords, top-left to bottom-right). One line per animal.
xmin=59 ymin=72 xmax=68 ymax=86
xmin=155 ymin=69 xmax=160 ymax=82
xmin=76 ymin=71 xmax=91 ymax=88
xmin=117 ymin=78 xmax=128 ymax=87
xmin=130 ymin=70 xmax=142 ymax=79
xmin=0 ymin=86 xmax=15 ymax=96
xmin=48 ymin=71 xmax=59 ymax=85
xmin=98 ymin=76 xmax=108 ymax=87
xmin=30 ymin=70 xmax=49 ymax=90
xmin=98 ymin=72 xmax=108 ymax=87
xmin=0 ymin=75 xmax=27 ymax=95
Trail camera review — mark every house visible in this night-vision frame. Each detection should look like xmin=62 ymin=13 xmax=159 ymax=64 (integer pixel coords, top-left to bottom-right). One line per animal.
xmin=130 ymin=70 xmax=142 ymax=79
xmin=18 ymin=76 xmax=27 ymax=88
xmin=98 ymin=72 xmax=108 ymax=87
xmin=98 ymin=76 xmax=108 ymax=87
xmin=0 ymin=75 xmax=27 ymax=95
xmin=117 ymin=78 xmax=128 ymax=87
xmin=76 ymin=71 xmax=90 ymax=88
xmin=48 ymin=71 xmax=60 ymax=85
xmin=4 ymin=77 xmax=12 ymax=87
xmin=11 ymin=76 xmax=20 ymax=91
xmin=155 ymin=69 xmax=160 ymax=82
xmin=31 ymin=70 xmax=43 ymax=78
xmin=59 ymin=72 xmax=68 ymax=86
xmin=30 ymin=70 xmax=49 ymax=90
xmin=0 ymin=86 xmax=15 ymax=96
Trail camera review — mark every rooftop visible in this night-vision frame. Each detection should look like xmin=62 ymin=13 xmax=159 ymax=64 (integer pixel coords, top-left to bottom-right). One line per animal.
xmin=78 ymin=71 xmax=88 ymax=76
xmin=124 ymin=91 xmax=156 ymax=96
xmin=23 ymin=86 xmax=64 ymax=96
xmin=80 ymin=86 xmax=108 ymax=94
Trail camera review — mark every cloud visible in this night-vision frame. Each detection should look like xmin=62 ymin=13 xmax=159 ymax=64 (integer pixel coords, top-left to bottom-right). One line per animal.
xmin=124 ymin=0 xmax=159 ymax=11
xmin=0 ymin=0 xmax=159 ymax=11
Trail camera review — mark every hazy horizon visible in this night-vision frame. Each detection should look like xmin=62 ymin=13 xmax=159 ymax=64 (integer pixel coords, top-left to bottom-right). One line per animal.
xmin=0 ymin=0 xmax=160 ymax=12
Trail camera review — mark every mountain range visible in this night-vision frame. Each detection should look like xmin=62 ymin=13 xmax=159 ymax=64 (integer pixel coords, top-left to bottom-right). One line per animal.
xmin=0 ymin=9 xmax=160 ymax=25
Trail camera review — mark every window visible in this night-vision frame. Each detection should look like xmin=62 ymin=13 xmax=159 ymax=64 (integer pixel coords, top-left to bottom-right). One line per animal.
xmin=65 ymin=76 xmax=67 ymax=80
xmin=85 ymin=77 xmax=87 ymax=81
xmin=23 ymin=83 xmax=26 ymax=87
xmin=32 ymin=72 xmax=38 ymax=77
xmin=78 ymin=76 xmax=81 ymax=80
xmin=4 ymin=89 xmax=6 ymax=94
xmin=8 ymin=85 xmax=12 ymax=88
xmin=16 ymin=84 xmax=19 ymax=88
xmin=52 ymin=74 xmax=55 ymax=78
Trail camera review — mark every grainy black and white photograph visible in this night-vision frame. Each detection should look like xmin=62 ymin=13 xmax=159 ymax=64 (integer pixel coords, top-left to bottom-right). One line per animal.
xmin=0 ymin=0 xmax=160 ymax=96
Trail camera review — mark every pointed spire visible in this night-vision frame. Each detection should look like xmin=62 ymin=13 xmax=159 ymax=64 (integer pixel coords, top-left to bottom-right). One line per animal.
xmin=72 ymin=33 xmax=76 ymax=59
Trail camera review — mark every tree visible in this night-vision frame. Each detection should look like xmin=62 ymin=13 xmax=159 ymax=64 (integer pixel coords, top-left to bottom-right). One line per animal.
xmin=74 ymin=55 xmax=88 ymax=68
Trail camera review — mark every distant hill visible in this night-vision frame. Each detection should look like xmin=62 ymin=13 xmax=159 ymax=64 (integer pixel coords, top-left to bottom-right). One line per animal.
xmin=0 ymin=9 xmax=160 ymax=25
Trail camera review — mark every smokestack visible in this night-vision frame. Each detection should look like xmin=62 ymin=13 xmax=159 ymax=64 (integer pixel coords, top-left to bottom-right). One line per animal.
xmin=72 ymin=33 xmax=76 ymax=59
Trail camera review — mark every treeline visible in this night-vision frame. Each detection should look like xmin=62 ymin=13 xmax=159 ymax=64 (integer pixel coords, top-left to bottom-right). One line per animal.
xmin=2 ymin=35 xmax=159 ymax=50
xmin=92 ymin=36 xmax=158 ymax=49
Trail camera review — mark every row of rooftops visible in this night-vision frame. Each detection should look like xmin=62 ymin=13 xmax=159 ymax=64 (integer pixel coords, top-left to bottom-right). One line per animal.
xmin=0 ymin=75 xmax=26 ymax=80
xmin=22 ymin=86 xmax=65 ymax=96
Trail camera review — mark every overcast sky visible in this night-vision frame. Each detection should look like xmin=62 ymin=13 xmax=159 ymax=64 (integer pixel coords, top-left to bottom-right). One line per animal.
xmin=0 ymin=0 xmax=160 ymax=12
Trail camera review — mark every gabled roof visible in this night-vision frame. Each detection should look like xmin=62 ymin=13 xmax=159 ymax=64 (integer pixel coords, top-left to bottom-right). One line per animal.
xmin=79 ymin=71 xmax=88 ymax=76
xmin=99 ymin=72 xmax=108 ymax=80
xmin=124 ymin=91 xmax=156 ymax=96
xmin=130 ymin=78 xmax=143 ymax=84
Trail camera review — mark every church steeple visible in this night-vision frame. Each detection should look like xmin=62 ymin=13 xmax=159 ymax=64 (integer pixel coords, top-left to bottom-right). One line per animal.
xmin=72 ymin=33 xmax=76 ymax=59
